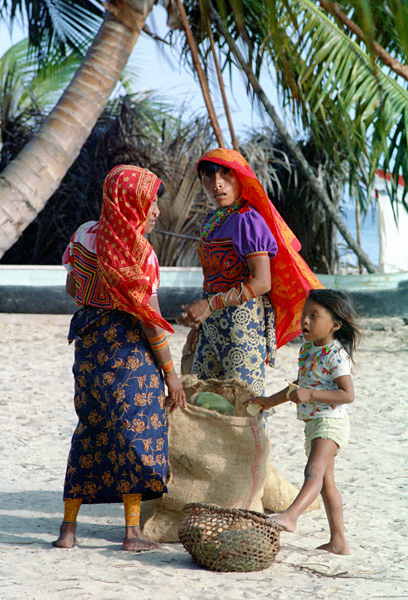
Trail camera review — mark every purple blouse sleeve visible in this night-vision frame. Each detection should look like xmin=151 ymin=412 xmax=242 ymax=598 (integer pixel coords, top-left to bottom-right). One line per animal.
xmin=232 ymin=207 xmax=278 ymax=262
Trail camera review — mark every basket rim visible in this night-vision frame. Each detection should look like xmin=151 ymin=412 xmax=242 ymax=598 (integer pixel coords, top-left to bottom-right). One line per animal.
xmin=181 ymin=502 xmax=282 ymax=531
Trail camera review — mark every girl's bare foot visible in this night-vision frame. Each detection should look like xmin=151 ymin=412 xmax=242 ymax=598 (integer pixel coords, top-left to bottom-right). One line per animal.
xmin=267 ymin=513 xmax=297 ymax=532
xmin=123 ymin=526 xmax=160 ymax=552
xmin=317 ymin=541 xmax=350 ymax=555
xmin=52 ymin=521 xmax=77 ymax=548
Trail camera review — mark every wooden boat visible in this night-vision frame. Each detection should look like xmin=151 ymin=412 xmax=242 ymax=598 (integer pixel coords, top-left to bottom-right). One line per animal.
xmin=0 ymin=266 xmax=407 ymax=318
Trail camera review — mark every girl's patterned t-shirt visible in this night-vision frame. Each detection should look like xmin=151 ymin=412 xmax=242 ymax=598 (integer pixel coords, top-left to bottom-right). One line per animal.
xmin=297 ymin=338 xmax=351 ymax=420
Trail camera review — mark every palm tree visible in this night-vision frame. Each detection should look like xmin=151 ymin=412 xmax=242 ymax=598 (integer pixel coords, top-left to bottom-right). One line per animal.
xmin=0 ymin=0 xmax=156 ymax=258
xmin=175 ymin=0 xmax=408 ymax=271
xmin=1 ymin=90 xmax=213 ymax=266
xmin=1 ymin=0 xmax=408 ymax=273
xmin=203 ymin=0 xmax=408 ymax=202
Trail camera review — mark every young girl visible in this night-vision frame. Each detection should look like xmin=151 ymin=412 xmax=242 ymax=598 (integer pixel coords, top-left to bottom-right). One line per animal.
xmin=245 ymin=289 xmax=360 ymax=555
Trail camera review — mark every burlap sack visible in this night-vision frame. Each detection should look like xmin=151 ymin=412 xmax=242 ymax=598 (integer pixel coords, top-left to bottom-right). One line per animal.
xmin=140 ymin=403 xmax=270 ymax=542
xmin=140 ymin=377 xmax=320 ymax=542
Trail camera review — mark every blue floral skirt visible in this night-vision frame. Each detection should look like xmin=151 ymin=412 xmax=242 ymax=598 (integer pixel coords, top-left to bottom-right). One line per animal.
xmin=191 ymin=295 xmax=276 ymax=396
xmin=63 ymin=306 xmax=168 ymax=504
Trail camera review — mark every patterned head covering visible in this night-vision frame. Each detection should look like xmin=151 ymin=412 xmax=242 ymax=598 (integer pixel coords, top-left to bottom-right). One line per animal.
xmin=197 ymin=148 xmax=324 ymax=347
xmin=97 ymin=164 xmax=174 ymax=333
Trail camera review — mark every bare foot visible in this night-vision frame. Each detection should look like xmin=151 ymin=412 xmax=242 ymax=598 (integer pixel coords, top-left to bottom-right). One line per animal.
xmin=123 ymin=526 xmax=160 ymax=553
xmin=317 ymin=541 xmax=350 ymax=555
xmin=52 ymin=521 xmax=77 ymax=548
xmin=267 ymin=513 xmax=297 ymax=532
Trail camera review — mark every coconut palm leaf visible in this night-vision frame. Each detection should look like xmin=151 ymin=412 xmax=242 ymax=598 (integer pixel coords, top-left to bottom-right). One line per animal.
xmin=0 ymin=0 xmax=103 ymax=61
xmin=191 ymin=0 xmax=408 ymax=208
xmin=0 ymin=38 xmax=83 ymax=118
xmin=265 ymin=0 xmax=408 ymax=206
xmin=331 ymin=0 xmax=408 ymax=61
xmin=0 ymin=36 xmax=151 ymax=136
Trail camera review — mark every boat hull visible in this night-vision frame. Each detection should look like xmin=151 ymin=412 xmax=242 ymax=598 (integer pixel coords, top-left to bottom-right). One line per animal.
xmin=0 ymin=267 xmax=407 ymax=318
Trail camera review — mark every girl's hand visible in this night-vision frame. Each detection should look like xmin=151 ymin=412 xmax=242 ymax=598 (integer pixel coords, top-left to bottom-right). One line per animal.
xmin=164 ymin=371 xmax=187 ymax=411
xmin=177 ymin=299 xmax=211 ymax=328
xmin=243 ymin=396 xmax=272 ymax=411
xmin=289 ymin=388 xmax=312 ymax=405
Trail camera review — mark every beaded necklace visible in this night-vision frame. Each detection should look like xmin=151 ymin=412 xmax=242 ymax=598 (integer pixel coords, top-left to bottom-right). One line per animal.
xmin=201 ymin=201 xmax=241 ymax=239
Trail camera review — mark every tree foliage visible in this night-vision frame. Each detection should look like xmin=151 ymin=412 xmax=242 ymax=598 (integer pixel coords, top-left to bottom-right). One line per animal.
xmin=0 ymin=0 xmax=103 ymax=64
xmin=1 ymin=93 xmax=214 ymax=266
xmin=175 ymin=0 xmax=408 ymax=210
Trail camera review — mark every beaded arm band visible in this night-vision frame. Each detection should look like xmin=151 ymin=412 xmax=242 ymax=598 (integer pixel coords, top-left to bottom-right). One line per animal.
xmin=148 ymin=331 xmax=168 ymax=351
xmin=160 ymin=358 xmax=174 ymax=374
xmin=145 ymin=331 xmax=175 ymax=374
xmin=208 ymin=281 xmax=257 ymax=313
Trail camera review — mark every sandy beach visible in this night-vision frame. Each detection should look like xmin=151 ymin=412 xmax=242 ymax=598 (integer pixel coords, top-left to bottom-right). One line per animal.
xmin=1 ymin=312 xmax=407 ymax=600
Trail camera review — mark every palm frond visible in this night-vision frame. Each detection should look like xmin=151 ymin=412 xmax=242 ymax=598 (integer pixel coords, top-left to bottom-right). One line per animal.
xmin=0 ymin=0 xmax=103 ymax=62
xmin=213 ymin=0 xmax=408 ymax=207
xmin=275 ymin=0 xmax=408 ymax=205
xmin=0 ymin=37 xmax=83 ymax=122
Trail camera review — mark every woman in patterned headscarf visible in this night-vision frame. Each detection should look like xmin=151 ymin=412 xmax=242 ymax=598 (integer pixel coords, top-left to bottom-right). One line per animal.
xmin=178 ymin=148 xmax=323 ymax=395
xmin=53 ymin=165 xmax=186 ymax=552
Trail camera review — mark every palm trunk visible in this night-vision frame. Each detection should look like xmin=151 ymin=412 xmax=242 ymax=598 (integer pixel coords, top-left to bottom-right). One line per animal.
xmin=0 ymin=0 xmax=154 ymax=259
xmin=174 ymin=0 xmax=225 ymax=148
xmin=212 ymin=8 xmax=377 ymax=274
xmin=207 ymin=25 xmax=239 ymax=151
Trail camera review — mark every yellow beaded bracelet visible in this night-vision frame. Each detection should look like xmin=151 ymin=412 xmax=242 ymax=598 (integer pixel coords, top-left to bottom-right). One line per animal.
xmin=161 ymin=358 xmax=174 ymax=374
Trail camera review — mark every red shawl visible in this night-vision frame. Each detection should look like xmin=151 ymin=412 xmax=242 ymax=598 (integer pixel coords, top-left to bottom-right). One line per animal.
xmin=97 ymin=164 xmax=174 ymax=333
xmin=197 ymin=148 xmax=324 ymax=347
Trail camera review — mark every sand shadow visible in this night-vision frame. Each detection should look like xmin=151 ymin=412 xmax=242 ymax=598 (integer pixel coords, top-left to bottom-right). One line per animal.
xmin=0 ymin=490 xmax=198 ymax=568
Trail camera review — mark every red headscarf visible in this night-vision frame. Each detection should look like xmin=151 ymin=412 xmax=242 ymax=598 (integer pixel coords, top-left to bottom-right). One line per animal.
xmin=197 ymin=148 xmax=324 ymax=347
xmin=97 ymin=164 xmax=174 ymax=333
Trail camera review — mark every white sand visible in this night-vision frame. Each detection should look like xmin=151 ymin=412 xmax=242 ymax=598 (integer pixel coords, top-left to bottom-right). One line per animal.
xmin=1 ymin=313 xmax=407 ymax=599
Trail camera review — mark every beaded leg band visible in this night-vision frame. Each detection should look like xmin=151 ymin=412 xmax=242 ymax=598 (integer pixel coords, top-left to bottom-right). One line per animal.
xmin=63 ymin=498 xmax=82 ymax=524
xmin=123 ymin=493 xmax=143 ymax=527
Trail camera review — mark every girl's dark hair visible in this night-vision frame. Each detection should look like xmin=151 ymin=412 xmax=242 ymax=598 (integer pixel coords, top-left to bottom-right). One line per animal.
xmin=197 ymin=160 xmax=230 ymax=180
xmin=157 ymin=182 xmax=165 ymax=198
xmin=308 ymin=289 xmax=361 ymax=360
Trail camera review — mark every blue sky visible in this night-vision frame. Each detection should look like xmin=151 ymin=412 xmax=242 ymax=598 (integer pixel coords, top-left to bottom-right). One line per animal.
xmin=0 ymin=4 xmax=283 ymax=139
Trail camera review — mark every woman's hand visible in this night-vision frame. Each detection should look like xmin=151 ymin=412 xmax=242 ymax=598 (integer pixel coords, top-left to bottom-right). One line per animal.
xmin=164 ymin=371 xmax=187 ymax=411
xmin=177 ymin=299 xmax=211 ymax=328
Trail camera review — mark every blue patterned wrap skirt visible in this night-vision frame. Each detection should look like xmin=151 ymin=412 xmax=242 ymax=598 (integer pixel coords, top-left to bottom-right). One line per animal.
xmin=63 ymin=306 xmax=168 ymax=504
xmin=191 ymin=295 xmax=276 ymax=396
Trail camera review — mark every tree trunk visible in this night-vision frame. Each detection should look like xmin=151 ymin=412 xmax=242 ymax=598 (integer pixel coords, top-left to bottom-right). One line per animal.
xmin=0 ymin=0 xmax=154 ymax=259
xmin=212 ymin=8 xmax=377 ymax=274
xmin=173 ymin=0 xmax=225 ymax=148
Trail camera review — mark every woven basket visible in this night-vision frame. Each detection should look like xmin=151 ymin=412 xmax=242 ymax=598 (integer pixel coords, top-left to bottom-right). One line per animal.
xmin=178 ymin=502 xmax=281 ymax=572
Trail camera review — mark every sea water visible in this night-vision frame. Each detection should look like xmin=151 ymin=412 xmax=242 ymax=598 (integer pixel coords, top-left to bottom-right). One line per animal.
xmin=337 ymin=203 xmax=379 ymax=268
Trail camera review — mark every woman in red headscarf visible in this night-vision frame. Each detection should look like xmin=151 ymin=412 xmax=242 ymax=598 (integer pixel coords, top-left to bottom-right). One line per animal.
xmin=53 ymin=165 xmax=186 ymax=552
xmin=179 ymin=148 xmax=323 ymax=395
